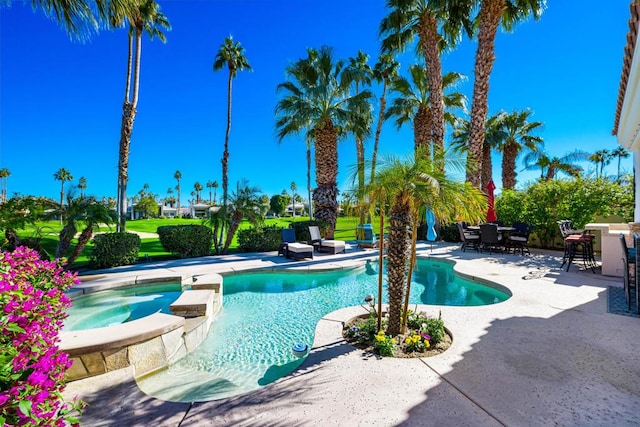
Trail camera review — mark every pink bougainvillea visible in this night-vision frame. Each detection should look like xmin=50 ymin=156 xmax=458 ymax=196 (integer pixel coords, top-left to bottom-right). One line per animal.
xmin=0 ymin=247 xmax=83 ymax=426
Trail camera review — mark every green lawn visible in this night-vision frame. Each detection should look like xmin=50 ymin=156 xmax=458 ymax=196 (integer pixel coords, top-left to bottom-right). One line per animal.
xmin=14 ymin=216 xmax=378 ymax=270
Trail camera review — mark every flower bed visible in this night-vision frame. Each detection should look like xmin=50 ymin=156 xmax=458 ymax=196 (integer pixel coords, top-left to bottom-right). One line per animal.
xmin=0 ymin=247 xmax=84 ymax=426
xmin=342 ymin=310 xmax=451 ymax=358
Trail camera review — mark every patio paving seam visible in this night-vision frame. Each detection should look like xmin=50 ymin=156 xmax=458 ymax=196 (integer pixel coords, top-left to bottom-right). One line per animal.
xmin=419 ymin=357 xmax=508 ymax=427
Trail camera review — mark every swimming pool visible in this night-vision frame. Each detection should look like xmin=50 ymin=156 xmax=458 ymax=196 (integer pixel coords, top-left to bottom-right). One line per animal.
xmin=136 ymin=259 xmax=510 ymax=402
xmin=64 ymin=283 xmax=184 ymax=331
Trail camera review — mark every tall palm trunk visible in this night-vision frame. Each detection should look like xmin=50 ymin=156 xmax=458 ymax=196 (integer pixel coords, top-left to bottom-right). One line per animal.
xmin=307 ymin=134 xmax=312 ymax=221
xmin=370 ymin=81 xmax=388 ymax=185
xmin=501 ymin=140 xmax=518 ymax=190
xmin=481 ymin=141 xmax=493 ymax=191
xmin=417 ymin=13 xmax=445 ymax=153
xmin=59 ymin=183 xmax=64 ymax=225
xmin=386 ymin=193 xmax=411 ymax=336
xmin=117 ymin=30 xmax=142 ymax=232
xmin=467 ymin=0 xmax=505 ymax=187
xmin=414 ymin=105 xmax=432 ymax=158
xmin=313 ymin=118 xmax=339 ymax=237
xmin=219 ymin=69 xmax=233 ymax=248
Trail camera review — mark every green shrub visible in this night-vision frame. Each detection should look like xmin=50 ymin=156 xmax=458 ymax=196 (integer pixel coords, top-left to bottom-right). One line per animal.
xmin=237 ymin=225 xmax=282 ymax=252
xmin=290 ymin=220 xmax=330 ymax=242
xmin=157 ymin=225 xmax=213 ymax=258
xmin=91 ymin=232 xmax=141 ymax=269
xmin=439 ymin=223 xmax=461 ymax=242
xmin=496 ymin=178 xmax=633 ymax=248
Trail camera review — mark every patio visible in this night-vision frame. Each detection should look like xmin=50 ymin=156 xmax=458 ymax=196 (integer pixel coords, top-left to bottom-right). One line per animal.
xmin=63 ymin=243 xmax=640 ymax=426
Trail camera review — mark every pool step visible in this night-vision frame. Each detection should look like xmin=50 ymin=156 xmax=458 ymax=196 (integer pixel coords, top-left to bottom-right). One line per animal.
xmin=191 ymin=273 xmax=223 ymax=308
xmin=170 ymin=290 xmax=215 ymax=318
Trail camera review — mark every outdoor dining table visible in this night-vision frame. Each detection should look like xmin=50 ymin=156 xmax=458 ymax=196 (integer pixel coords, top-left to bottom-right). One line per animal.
xmin=467 ymin=225 xmax=516 ymax=233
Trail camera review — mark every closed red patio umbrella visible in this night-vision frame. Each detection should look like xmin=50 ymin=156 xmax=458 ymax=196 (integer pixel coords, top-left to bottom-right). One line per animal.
xmin=486 ymin=179 xmax=497 ymax=223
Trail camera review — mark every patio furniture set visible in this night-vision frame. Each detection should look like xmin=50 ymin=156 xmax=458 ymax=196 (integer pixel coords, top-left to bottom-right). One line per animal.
xmin=557 ymin=220 xmax=598 ymax=273
xmin=278 ymin=226 xmax=346 ymax=261
xmin=457 ymin=221 xmax=533 ymax=255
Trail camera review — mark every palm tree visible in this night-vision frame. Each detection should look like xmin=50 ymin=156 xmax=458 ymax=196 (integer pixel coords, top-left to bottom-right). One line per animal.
xmin=55 ymin=192 xmax=116 ymax=266
xmin=290 ymin=181 xmax=297 ymax=217
xmin=365 ymin=148 xmax=486 ymax=336
xmin=78 ymin=176 xmax=87 ymax=197
xmin=610 ymin=146 xmax=630 ymax=181
xmin=380 ymin=0 xmax=471 ymax=154
xmin=466 ymin=0 xmax=546 ymax=187
xmin=451 ymin=111 xmax=507 ymax=190
xmin=114 ymin=0 xmax=170 ymax=232
xmin=589 ymin=149 xmax=610 ymax=179
xmin=221 ymin=180 xmax=263 ymax=253
xmin=53 ymin=168 xmax=73 ymax=224
xmin=23 ymin=0 xmax=101 ymax=38
xmin=194 ymin=181 xmax=203 ymax=203
xmin=213 ymin=36 xmax=252 ymax=244
xmin=370 ymin=54 xmax=400 ymax=184
xmin=0 ymin=168 xmax=11 ymax=203
xmin=174 ymin=170 xmax=182 ymax=216
xmin=275 ymin=46 xmax=373 ymax=236
xmin=497 ymin=109 xmax=544 ymax=190
xmin=212 ymin=180 xmax=219 ymax=204
xmin=206 ymin=180 xmax=215 ymax=204
xmin=344 ymin=50 xmax=374 ymax=225
xmin=523 ymin=149 xmax=588 ymax=180
xmin=386 ymin=66 xmax=467 ymax=158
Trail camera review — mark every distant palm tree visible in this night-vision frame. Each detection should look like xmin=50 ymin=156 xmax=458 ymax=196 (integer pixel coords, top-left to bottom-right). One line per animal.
xmin=589 ymin=149 xmax=610 ymax=179
xmin=113 ymin=0 xmax=170 ymax=232
xmin=275 ymin=46 xmax=373 ymax=236
xmin=213 ymin=36 xmax=252 ymax=244
xmin=370 ymin=53 xmax=400 ymax=184
xmin=466 ymin=0 xmax=546 ymax=187
xmin=523 ymin=149 xmax=589 ymax=180
xmin=380 ymin=0 xmax=471 ymax=155
xmin=290 ymin=181 xmax=297 ymax=217
xmin=222 ymin=180 xmax=263 ymax=253
xmin=497 ymin=109 xmax=544 ymax=190
xmin=451 ymin=112 xmax=507 ymax=190
xmin=174 ymin=170 xmax=182 ymax=216
xmin=365 ymin=148 xmax=485 ymax=336
xmin=55 ymin=192 xmax=116 ymax=266
xmin=0 ymin=168 xmax=11 ymax=203
xmin=212 ymin=181 xmax=219 ymax=204
xmin=53 ymin=168 xmax=73 ymax=224
xmin=386 ymin=66 xmax=466 ymax=159
xmin=610 ymin=146 xmax=630 ymax=181
xmin=78 ymin=176 xmax=87 ymax=197
xmin=194 ymin=182 xmax=203 ymax=203
xmin=344 ymin=50 xmax=374 ymax=225
xmin=206 ymin=180 xmax=215 ymax=204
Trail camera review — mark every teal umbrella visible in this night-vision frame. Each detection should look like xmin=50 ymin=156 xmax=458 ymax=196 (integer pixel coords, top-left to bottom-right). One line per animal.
xmin=426 ymin=208 xmax=437 ymax=251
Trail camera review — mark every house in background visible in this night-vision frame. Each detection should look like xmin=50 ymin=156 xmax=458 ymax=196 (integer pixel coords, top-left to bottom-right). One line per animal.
xmin=614 ymin=1 xmax=640 ymax=222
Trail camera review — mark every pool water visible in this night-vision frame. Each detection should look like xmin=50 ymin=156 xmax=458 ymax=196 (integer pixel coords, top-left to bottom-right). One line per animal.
xmin=64 ymin=283 xmax=183 ymax=331
xmin=136 ymin=259 xmax=510 ymax=402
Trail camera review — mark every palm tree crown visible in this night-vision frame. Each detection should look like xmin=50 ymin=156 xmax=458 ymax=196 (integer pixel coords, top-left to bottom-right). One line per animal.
xmin=497 ymin=109 xmax=543 ymax=190
xmin=275 ymin=46 xmax=373 ymax=235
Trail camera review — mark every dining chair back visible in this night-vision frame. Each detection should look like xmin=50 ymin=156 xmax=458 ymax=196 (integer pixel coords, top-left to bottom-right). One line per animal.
xmin=457 ymin=222 xmax=479 ymax=252
xmin=479 ymin=223 xmax=503 ymax=254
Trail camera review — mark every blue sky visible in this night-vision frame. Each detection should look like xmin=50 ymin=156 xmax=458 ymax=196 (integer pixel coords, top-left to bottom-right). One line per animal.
xmin=0 ymin=1 xmax=632 ymax=205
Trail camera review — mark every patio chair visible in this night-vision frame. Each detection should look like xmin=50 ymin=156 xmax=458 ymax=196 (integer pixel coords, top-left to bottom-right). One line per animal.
xmin=457 ymin=222 xmax=479 ymax=252
xmin=507 ymin=223 xmax=533 ymax=255
xmin=479 ymin=223 xmax=503 ymax=254
xmin=309 ymin=225 xmax=346 ymax=254
xmin=356 ymin=223 xmax=378 ymax=248
xmin=278 ymin=228 xmax=296 ymax=257
xmin=621 ymin=233 xmax=637 ymax=310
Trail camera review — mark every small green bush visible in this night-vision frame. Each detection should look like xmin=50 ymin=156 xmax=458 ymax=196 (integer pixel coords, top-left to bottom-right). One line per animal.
xmin=91 ymin=232 xmax=141 ymax=269
xmin=290 ymin=220 xmax=330 ymax=242
xmin=157 ymin=225 xmax=213 ymax=258
xmin=237 ymin=225 xmax=282 ymax=252
xmin=439 ymin=223 xmax=461 ymax=242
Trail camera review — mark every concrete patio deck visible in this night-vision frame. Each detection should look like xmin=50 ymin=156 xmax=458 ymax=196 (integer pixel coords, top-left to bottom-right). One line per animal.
xmin=63 ymin=242 xmax=640 ymax=426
